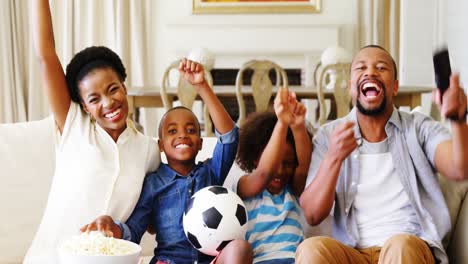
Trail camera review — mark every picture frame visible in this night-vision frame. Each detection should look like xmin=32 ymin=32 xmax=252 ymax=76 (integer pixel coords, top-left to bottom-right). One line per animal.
xmin=192 ymin=0 xmax=321 ymax=14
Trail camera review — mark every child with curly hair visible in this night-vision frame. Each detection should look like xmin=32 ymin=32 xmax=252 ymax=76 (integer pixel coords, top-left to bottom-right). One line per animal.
xmin=231 ymin=87 xmax=312 ymax=264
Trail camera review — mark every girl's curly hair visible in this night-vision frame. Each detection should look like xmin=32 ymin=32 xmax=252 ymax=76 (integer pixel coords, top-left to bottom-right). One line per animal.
xmin=65 ymin=46 xmax=127 ymax=103
xmin=236 ymin=111 xmax=296 ymax=173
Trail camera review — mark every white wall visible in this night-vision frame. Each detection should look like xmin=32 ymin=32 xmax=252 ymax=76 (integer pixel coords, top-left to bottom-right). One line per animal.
xmin=400 ymin=0 xmax=468 ymax=86
xmin=139 ymin=0 xmax=359 ymax=137
xmin=399 ymin=0 xmax=438 ymax=87
xmin=400 ymin=0 xmax=468 ymax=113
xmin=151 ymin=0 xmax=358 ymax=83
xmin=447 ymin=0 xmax=468 ymax=89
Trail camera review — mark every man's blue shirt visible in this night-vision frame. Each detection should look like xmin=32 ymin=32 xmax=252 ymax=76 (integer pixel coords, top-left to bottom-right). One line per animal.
xmin=306 ymin=107 xmax=452 ymax=263
xmin=119 ymin=127 xmax=239 ymax=264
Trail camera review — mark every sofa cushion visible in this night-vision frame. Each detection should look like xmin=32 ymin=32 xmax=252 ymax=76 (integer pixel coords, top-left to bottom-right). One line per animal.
xmin=439 ymin=175 xmax=468 ymax=249
xmin=0 ymin=117 xmax=56 ymax=263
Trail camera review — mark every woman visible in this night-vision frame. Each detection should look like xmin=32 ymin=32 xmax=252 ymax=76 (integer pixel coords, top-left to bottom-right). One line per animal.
xmin=24 ymin=1 xmax=160 ymax=263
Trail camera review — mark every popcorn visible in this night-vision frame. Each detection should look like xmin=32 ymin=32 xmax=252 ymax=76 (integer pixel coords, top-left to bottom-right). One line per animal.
xmin=60 ymin=231 xmax=137 ymax=256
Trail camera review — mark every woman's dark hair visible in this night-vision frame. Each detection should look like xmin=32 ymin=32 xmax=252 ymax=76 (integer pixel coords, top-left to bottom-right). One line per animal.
xmin=236 ymin=111 xmax=296 ymax=173
xmin=65 ymin=46 xmax=127 ymax=103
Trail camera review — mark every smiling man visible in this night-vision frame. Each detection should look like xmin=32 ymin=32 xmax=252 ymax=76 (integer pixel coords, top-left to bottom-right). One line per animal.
xmin=296 ymin=45 xmax=468 ymax=264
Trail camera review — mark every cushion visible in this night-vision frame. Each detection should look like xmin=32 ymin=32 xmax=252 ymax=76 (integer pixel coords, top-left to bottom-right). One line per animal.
xmin=439 ymin=174 xmax=468 ymax=249
xmin=0 ymin=117 xmax=56 ymax=263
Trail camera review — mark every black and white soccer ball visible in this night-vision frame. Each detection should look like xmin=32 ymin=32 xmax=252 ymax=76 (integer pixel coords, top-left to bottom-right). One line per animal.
xmin=183 ymin=186 xmax=248 ymax=256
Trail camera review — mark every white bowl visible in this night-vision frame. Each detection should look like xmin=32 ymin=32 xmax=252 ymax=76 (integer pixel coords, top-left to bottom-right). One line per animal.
xmin=58 ymin=238 xmax=141 ymax=264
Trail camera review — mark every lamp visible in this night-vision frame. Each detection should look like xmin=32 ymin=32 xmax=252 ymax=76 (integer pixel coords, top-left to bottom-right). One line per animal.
xmin=187 ymin=47 xmax=216 ymax=71
xmin=313 ymin=46 xmax=353 ymax=125
xmin=169 ymin=47 xmax=215 ymax=87
xmin=314 ymin=45 xmax=352 ymax=90
xmin=320 ymin=46 xmax=352 ymax=67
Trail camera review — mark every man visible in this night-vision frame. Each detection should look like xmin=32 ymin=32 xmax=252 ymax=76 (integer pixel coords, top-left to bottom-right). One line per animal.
xmin=297 ymin=45 xmax=468 ymax=264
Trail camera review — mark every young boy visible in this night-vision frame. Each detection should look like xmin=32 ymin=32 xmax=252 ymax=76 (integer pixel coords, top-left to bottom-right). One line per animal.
xmin=82 ymin=59 xmax=253 ymax=264
xmin=232 ymin=87 xmax=312 ymax=264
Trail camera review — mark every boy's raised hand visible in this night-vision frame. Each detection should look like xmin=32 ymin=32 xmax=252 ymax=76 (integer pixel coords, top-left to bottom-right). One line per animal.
xmin=80 ymin=215 xmax=122 ymax=239
xmin=179 ymin=58 xmax=206 ymax=88
xmin=274 ymin=86 xmax=295 ymax=125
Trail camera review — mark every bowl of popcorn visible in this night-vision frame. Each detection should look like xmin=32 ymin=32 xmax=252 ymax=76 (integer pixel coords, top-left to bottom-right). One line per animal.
xmin=58 ymin=231 xmax=141 ymax=264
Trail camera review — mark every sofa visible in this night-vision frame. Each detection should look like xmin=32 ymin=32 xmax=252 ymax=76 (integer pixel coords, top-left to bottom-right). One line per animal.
xmin=0 ymin=117 xmax=467 ymax=263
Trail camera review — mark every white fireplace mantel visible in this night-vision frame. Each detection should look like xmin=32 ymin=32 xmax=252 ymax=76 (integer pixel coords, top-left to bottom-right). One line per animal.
xmin=164 ymin=23 xmax=342 ymax=87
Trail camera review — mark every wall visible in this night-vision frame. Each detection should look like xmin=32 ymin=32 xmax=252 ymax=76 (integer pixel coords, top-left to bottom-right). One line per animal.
xmin=447 ymin=0 xmax=468 ymax=89
xmin=138 ymin=0 xmax=358 ymax=137
xmin=151 ymin=0 xmax=358 ymax=84
xmin=399 ymin=0 xmax=438 ymax=87
xmin=399 ymin=0 xmax=468 ymax=113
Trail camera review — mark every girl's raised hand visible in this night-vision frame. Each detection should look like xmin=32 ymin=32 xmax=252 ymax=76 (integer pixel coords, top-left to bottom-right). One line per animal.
xmin=178 ymin=58 xmax=206 ymax=87
xmin=290 ymin=98 xmax=307 ymax=129
xmin=274 ymin=86 xmax=294 ymax=125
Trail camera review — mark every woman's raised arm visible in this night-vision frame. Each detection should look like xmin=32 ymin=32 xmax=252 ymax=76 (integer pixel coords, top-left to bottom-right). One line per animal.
xmin=32 ymin=0 xmax=71 ymax=132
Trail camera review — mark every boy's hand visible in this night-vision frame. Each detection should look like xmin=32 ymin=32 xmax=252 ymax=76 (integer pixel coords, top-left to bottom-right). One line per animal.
xmin=274 ymin=87 xmax=295 ymax=125
xmin=179 ymin=58 xmax=206 ymax=88
xmin=433 ymin=73 xmax=468 ymax=122
xmin=80 ymin=215 xmax=122 ymax=239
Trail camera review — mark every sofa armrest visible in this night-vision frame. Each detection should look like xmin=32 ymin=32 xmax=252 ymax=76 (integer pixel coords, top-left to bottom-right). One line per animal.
xmin=447 ymin=190 xmax=468 ymax=264
xmin=0 ymin=117 xmax=56 ymax=262
xmin=439 ymin=173 xmax=468 ymax=264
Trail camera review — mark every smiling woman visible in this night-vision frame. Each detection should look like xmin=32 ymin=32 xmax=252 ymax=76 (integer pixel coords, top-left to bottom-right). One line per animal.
xmin=24 ymin=1 xmax=161 ymax=263
xmin=192 ymin=0 xmax=321 ymax=13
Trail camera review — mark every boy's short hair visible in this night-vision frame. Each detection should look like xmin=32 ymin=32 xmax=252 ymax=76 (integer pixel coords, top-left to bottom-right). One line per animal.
xmin=236 ymin=111 xmax=296 ymax=173
xmin=158 ymin=106 xmax=201 ymax=138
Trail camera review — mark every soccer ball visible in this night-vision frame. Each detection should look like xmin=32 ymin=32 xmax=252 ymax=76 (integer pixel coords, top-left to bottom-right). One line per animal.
xmin=183 ymin=186 xmax=248 ymax=256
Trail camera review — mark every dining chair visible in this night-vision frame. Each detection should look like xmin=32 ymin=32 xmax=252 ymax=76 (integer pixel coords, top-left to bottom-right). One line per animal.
xmin=161 ymin=60 xmax=215 ymax=136
xmin=235 ymin=60 xmax=288 ymax=125
xmin=316 ymin=63 xmax=351 ymax=125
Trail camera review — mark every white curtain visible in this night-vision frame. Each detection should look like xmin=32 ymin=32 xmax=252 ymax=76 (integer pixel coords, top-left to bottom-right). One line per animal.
xmin=0 ymin=0 xmax=157 ymax=124
xmin=0 ymin=0 xmax=47 ymax=123
xmin=358 ymin=0 xmax=400 ymax=66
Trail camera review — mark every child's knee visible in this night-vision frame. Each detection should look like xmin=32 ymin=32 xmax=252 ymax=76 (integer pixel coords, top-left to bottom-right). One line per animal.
xmin=229 ymin=239 xmax=252 ymax=255
xmin=217 ymin=239 xmax=253 ymax=263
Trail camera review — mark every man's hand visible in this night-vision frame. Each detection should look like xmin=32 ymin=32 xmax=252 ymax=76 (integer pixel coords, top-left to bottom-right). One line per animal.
xmin=80 ymin=215 xmax=122 ymax=239
xmin=327 ymin=122 xmax=358 ymax=162
xmin=433 ymin=73 xmax=468 ymax=122
xmin=178 ymin=58 xmax=206 ymax=88
xmin=274 ymin=87 xmax=295 ymax=125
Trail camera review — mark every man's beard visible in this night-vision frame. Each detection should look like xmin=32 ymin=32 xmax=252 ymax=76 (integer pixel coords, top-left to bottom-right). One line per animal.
xmin=356 ymin=80 xmax=387 ymax=116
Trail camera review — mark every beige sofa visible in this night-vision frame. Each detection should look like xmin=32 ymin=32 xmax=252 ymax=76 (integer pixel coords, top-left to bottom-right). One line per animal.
xmin=0 ymin=117 xmax=467 ymax=263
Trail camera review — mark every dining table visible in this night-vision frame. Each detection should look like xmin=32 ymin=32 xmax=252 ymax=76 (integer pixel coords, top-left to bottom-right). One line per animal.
xmin=127 ymin=85 xmax=434 ymax=118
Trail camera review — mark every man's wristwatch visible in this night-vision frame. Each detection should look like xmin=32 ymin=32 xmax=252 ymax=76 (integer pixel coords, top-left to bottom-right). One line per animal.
xmin=448 ymin=108 xmax=468 ymax=122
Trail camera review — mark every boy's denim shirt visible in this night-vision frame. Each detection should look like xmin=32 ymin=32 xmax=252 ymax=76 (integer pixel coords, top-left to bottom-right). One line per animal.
xmin=119 ymin=126 xmax=239 ymax=264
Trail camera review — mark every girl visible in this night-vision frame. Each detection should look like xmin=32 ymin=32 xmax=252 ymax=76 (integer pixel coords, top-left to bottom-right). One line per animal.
xmin=231 ymin=87 xmax=312 ymax=264
xmin=25 ymin=1 xmax=160 ymax=263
